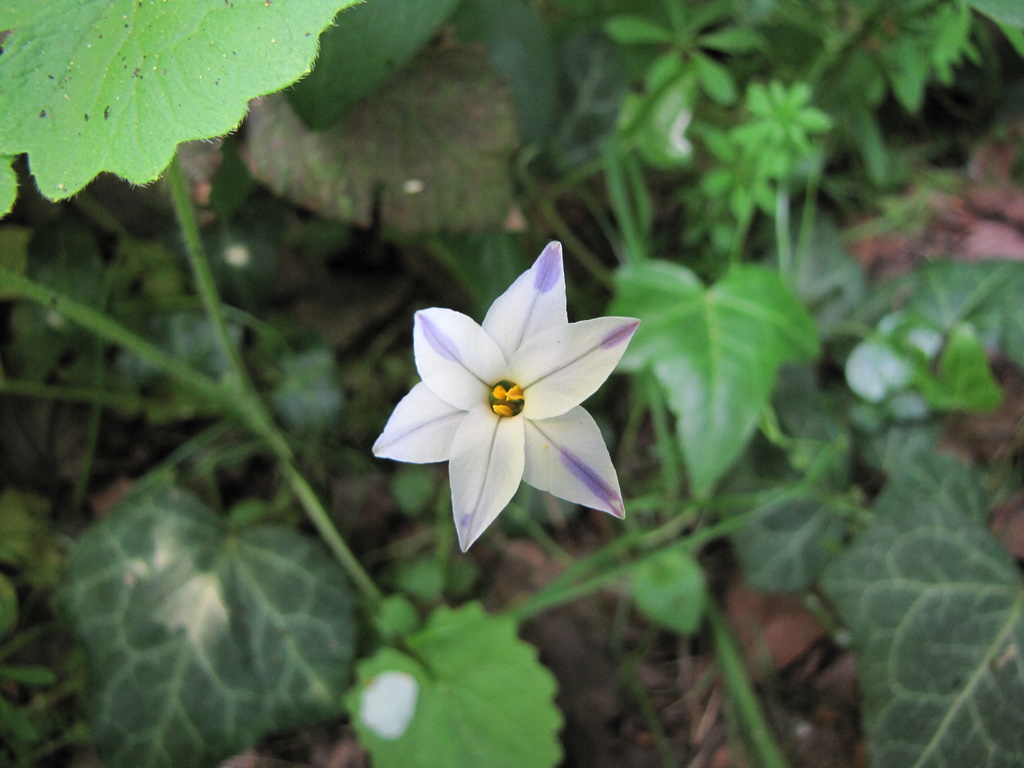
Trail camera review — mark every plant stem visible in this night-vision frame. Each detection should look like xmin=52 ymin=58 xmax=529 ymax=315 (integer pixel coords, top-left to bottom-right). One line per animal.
xmin=166 ymin=156 xmax=251 ymax=398
xmin=706 ymin=603 xmax=791 ymax=768
xmin=282 ymin=462 xmax=383 ymax=606
xmin=164 ymin=156 xmax=382 ymax=607
xmin=0 ymin=270 xmax=234 ymax=414
xmin=506 ymin=511 xmax=752 ymax=622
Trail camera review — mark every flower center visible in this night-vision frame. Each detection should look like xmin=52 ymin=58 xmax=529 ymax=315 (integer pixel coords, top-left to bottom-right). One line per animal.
xmin=489 ymin=380 xmax=525 ymax=418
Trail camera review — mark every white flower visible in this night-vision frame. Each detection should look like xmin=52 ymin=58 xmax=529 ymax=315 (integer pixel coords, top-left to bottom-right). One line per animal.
xmin=373 ymin=242 xmax=639 ymax=551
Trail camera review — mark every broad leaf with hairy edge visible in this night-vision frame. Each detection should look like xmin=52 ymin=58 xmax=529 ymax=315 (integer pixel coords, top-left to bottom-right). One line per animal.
xmin=0 ymin=156 xmax=16 ymax=218
xmin=612 ymin=262 xmax=819 ymax=494
xmin=822 ymin=453 xmax=1024 ymax=768
xmin=0 ymin=0 xmax=358 ymax=200
xmin=350 ymin=602 xmax=562 ymax=768
xmin=60 ymin=484 xmax=355 ymax=768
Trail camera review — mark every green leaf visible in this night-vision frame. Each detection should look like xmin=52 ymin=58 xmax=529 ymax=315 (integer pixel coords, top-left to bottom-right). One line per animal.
xmin=625 ymin=72 xmax=696 ymax=169
xmin=822 ymin=453 xmax=1024 ymax=768
xmin=697 ymin=26 xmax=762 ymax=54
xmin=0 ymin=156 xmax=16 ymax=218
xmin=732 ymin=496 xmax=844 ymax=592
xmin=603 ymin=15 xmax=674 ymax=45
xmin=630 ymin=545 xmax=706 ymax=634
xmin=903 ymin=260 xmax=1024 ymax=369
xmin=788 ymin=215 xmax=866 ymax=337
xmin=547 ymin=32 xmax=628 ymax=171
xmin=0 ymin=574 xmax=16 ymax=638
xmin=248 ymin=47 xmax=518 ymax=232
xmin=116 ymin=311 xmax=242 ymax=386
xmin=918 ymin=323 xmax=1002 ymax=412
xmin=612 ymin=262 xmax=819 ymax=494
xmin=271 ymin=346 xmax=345 ymax=437
xmin=60 ymin=484 xmax=355 ymax=768
xmin=0 ymin=0 xmax=356 ymax=200
xmin=350 ymin=602 xmax=562 ymax=768
xmin=968 ymin=0 xmax=1024 ymax=27
xmin=692 ymin=52 xmax=737 ymax=105
xmin=845 ymin=337 xmax=915 ymax=403
xmin=452 ymin=0 xmax=558 ymax=144
xmin=0 ymin=695 xmax=38 ymax=744
xmin=0 ymin=665 xmax=56 ymax=687
xmin=287 ymin=0 xmax=461 ymax=129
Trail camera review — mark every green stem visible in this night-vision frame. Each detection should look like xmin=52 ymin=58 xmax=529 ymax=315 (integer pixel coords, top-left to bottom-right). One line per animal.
xmin=775 ymin=181 xmax=792 ymax=279
xmin=282 ymin=463 xmax=383 ymax=607
xmin=0 ymin=270 xmax=234 ymax=415
xmin=707 ymin=603 xmax=791 ymax=768
xmin=0 ymin=378 xmax=180 ymax=415
xmin=166 ymin=156 xmax=251 ymax=398
xmin=534 ymin=196 xmax=613 ymax=287
xmin=164 ymin=156 xmax=382 ymax=607
xmin=603 ymin=142 xmax=650 ymax=264
xmin=506 ymin=511 xmax=752 ymax=622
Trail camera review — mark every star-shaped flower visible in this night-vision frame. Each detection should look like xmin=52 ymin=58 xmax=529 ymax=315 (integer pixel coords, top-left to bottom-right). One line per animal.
xmin=373 ymin=242 xmax=639 ymax=551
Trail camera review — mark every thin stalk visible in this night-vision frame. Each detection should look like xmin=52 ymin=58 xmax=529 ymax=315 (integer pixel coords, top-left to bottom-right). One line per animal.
xmin=282 ymin=463 xmax=383 ymax=607
xmin=645 ymin=372 xmax=682 ymax=501
xmin=534 ymin=195 xmax=613 ymax=287
xmin=775 ymin=182 xmax=793 ymax=279
xmin=166 ymin=156 xmax=250 ymax=398
xmin=603 ymin=142 xmax=650 ymax=264
xmin=728 ymin=203 xmax=755 ymax=268
xmin=506 ymin=512 xmax=752 ymax=622
xmin=0 ymin=378 xmax=174 ymax=414
xmin=706 ymin=603 xmax=790 ymax=768
xmin=165 ymin=157 xmax=382 ymax=607
xmin=0 ymin=270 xmax=234 ymax=415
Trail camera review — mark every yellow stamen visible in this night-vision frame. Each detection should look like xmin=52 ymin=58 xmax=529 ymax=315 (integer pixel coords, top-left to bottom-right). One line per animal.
xmin=488 ymin=379 xmax=525 ymax=417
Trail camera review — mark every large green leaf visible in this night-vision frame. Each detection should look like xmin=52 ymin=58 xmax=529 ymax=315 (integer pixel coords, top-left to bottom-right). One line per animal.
xmin=248 ymin=47 xmax=518 ymax=232
xmin=612 ymin=262 xmax=819 ymax=494
xmin=350 ymin=602 xmax=562 ymax=768
xmin=0 ymin=0 xmax=357 ymax=200
xmin=61 ymin=484 xmax=355 ymax=768
xmin=286 ymin=0 xmax=461 ymax=129
xmin=452 ymin=0 xmax=558 ymax=144
xmin=904 ymin=260 xmax=1024 ymax=368
xmin=822 ymin=454 xmax=1024 ymax=768
xmin=968 ymin=0 xmax=1024 ymax=27
xmin=0 ymin=156 xmax=16 ymax=218
xmin=732 ymin=496 xmax=845 ymax=592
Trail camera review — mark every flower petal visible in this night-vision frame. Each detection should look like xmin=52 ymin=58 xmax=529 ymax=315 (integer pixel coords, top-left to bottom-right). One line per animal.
xmin=414 ymin=308 xmax=508 ymax=410
xmin=524 ymin=406 xmax=625 ymax=518
xmin=512 ymin=316 xmax=640 ymax=420
xmin=449 ymin=404 xmax=526 ymax=551
xmin=482 ymin=241 xmax=568 ymax=360
xmin=372 ymin=382 xmax=466 ymax=463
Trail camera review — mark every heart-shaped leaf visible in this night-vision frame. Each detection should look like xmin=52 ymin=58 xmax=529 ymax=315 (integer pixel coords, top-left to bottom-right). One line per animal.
xmin=350 ymin=602 xmax=562 ymax=768
xmin=60 ymin=484 xmax=355 ymax=768
xmin=0 ymin=0 xmax=357 ymax=200
xmin=612 ymin=262 xmax=819 ymax=494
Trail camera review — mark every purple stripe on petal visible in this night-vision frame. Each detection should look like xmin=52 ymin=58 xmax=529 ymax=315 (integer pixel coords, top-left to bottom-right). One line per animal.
xmin=459 ymin=513 xmax=473 ymax=529
xmin=600 ymin=320 xmax=639 ymax=349
xmin=419 ymin=313 xmax=462 ymax=363
xmin=533 ymin=242 xmax=562 ymax=293
xmin=560 ymin=449 xmax=624 ymax=517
